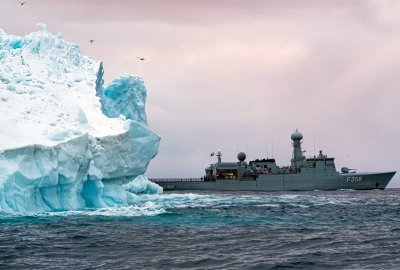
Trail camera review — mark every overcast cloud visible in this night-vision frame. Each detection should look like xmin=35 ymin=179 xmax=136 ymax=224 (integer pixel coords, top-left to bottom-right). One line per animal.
xmin=1 ymin=0 xmax=399 ymax=186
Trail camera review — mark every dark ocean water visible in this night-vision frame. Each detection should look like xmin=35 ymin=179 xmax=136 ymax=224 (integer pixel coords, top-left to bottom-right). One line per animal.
xmin=1 ymin=190 xmax=400 ymax=270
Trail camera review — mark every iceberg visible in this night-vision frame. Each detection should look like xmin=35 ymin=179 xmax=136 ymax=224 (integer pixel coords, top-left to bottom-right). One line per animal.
xmin=0 ymin=26 xmax=161 ymax=213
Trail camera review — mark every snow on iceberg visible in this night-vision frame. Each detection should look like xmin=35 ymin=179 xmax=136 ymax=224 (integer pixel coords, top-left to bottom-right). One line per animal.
xmin=0 ymin=26 xmax=161 ymax=213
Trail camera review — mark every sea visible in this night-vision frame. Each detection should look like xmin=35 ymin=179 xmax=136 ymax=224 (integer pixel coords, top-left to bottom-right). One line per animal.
xmin=1 ymin=189 xmax=400 ymax=270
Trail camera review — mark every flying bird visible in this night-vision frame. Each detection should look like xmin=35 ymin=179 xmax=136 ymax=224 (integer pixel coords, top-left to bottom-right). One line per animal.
xmin=19 ymin=1 xmax=28 ymax=5
xmin=137 ymin=57 xmax=145 ymax=61
xmin=89 ymin=39 xmax=95 ymax=44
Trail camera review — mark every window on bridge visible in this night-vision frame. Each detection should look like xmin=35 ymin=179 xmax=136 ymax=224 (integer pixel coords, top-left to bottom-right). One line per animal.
xmin=217 ymin=169 xmax=237 ymax=180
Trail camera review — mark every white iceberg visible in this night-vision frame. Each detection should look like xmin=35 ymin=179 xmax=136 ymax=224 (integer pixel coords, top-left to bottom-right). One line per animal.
xmin=0 ymin=27 xmax=161 ymax=213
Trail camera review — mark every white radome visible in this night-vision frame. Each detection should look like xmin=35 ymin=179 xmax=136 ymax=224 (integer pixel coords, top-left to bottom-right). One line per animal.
xmin=291 ymin=130 xmax=303 ymax=140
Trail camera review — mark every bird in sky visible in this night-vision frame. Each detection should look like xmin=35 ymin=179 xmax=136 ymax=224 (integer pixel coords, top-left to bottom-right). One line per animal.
xmin=89 ymin=39 xmax=95 ymax=44
xmin=137 ymin=57 xmax=145 ymax=61
xmin=19 ymin=1 xmax=28 ymax=5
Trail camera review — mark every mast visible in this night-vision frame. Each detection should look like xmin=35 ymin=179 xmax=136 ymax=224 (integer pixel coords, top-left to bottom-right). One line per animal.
xmin=217 ymin=149 xmax=222 ymax=163
xmin=290 ymin=129 xmax=305 ymax=172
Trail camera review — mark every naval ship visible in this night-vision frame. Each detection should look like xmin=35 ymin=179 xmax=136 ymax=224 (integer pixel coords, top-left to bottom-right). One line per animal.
xmin=152 ymin=130 xmax=396 ymax=191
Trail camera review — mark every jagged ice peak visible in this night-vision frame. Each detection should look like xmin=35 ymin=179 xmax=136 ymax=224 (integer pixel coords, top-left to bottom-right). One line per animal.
xmin=0 ymin=26 xmax=161 ymax=213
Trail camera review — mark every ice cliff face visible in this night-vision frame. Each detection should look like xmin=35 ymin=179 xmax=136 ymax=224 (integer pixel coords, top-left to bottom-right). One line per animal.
xmin=0 ymin=26 xmax=161 ymax=213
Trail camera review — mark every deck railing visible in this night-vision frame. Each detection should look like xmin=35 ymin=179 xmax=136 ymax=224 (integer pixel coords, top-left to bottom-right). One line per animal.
xmin=150 ymin=178 xmax=203 ymax=183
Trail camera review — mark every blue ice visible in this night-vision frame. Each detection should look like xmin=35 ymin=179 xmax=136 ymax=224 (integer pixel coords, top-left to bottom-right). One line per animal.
xmin=0 ymin=28 xmax=161 ymax=213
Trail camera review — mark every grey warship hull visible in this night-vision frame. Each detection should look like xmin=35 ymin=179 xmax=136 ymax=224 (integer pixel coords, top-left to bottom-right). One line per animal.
xmin=154 ymin=171 xmax=396 ymax=191
xmin=153 ymin=130 xmax=396 ymax=192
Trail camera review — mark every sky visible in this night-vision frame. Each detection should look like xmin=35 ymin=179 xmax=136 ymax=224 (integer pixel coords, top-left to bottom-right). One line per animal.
xmin=1 ymin=0 xmax=399 ymax=187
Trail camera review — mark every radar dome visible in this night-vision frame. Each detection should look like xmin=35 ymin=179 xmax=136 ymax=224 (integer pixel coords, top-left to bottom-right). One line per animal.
xmin=237 ymin=152 xmax=246 ymax=162
xmin=291 ymin=129 xmax=303 ymax=140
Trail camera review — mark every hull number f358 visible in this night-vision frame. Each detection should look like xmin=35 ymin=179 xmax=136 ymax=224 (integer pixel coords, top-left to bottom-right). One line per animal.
xmin=347 ymin=176 xmax=363 ymax=182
